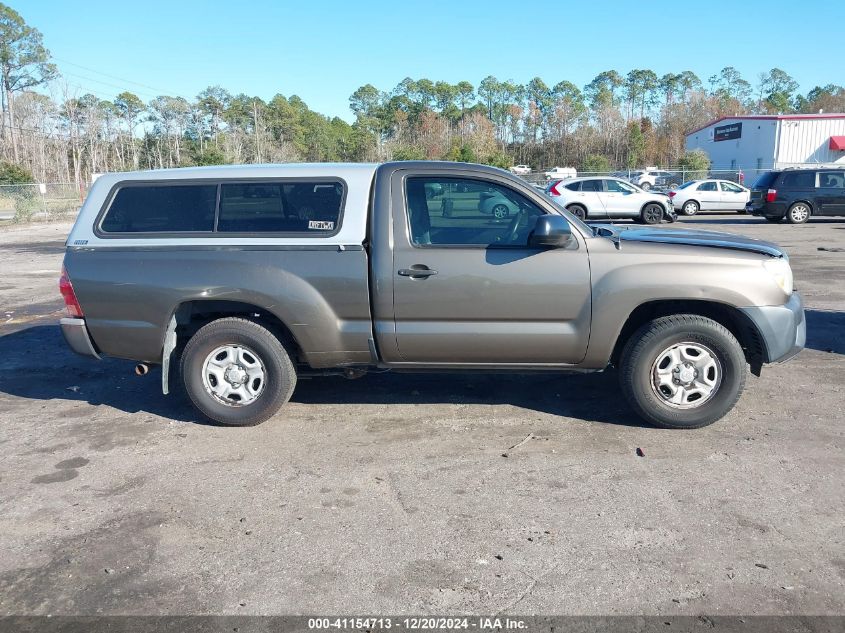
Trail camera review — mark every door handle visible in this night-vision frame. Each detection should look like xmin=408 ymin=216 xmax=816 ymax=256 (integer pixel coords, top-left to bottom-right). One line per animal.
xmin=398 ymin=266 xmax=438 ymax=279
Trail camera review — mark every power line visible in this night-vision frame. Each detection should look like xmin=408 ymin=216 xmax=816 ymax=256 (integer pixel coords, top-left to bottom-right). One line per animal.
xmin=52 ymin=56 xmax=187 ymax=98
xmin=59 ymin=70 xmax=167 ymax=100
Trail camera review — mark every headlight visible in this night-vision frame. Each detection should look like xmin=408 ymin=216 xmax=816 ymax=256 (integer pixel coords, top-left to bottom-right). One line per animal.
xmin=762 ymin=257 xmax=793 ymax=296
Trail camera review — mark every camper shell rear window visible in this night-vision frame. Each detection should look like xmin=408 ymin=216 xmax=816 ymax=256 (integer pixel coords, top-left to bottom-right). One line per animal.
xmin=97 ymin=179 xmax=346 ymax=237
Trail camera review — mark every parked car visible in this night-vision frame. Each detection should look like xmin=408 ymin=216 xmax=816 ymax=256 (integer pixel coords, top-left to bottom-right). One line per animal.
xmin=546 ymin=176 xmax=673 ymax=224
xmin=746 ymin=168 xmax=845 ymax=223
xmin=479 ymin=190 xmax=516 ymax=219
xmin=60 ymin=161 xmax=803 ymax=430
xmin=670 ymin=180 xmax=751 ymax=215
xmin=509 ymin=164 xmax=531 ymax=175
xmin=544 ymin=166 xmax=577 ymax=180
xmin=655 ymin=173 xmax=683 ymax=189
xmin=631 ymin=170 xmax=676 ymax=190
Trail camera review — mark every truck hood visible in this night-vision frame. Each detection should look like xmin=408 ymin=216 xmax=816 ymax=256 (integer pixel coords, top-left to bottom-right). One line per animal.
xmin=595 ymin=224 xmax=785 ymax=258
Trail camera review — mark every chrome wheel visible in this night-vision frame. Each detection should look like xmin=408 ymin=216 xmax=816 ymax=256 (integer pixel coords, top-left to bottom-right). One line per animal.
xmin=788 ymin=203 xmax=810 ymax=224
xmin=492 ymin=204 xmax=509 ymax=219
xmin=650 ymin=342 xmax=722 ymax=409
xmin=202 ymin=344 xmax=266 ymax=407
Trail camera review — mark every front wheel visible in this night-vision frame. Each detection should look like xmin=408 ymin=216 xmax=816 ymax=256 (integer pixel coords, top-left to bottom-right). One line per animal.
xmin=640 ymin=203 xmax=664 ymax=225
xmin=181 ymin=317 xmax=296 ymax=426
xmin=619 ymin=315 xmax=747 ymax=429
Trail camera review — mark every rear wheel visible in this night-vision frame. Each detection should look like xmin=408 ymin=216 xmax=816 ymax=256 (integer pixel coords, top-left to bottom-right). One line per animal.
xmin=567 ymin=204 xmax=587 ymax=220
xmin=786 ymin=202 xmax=811 ymax=224
xmin=619 ymin=315 xmax=746 ymax=429
xmin=681 ymin=200 xmax=700 ymax=216
xmin=640 ymin=182 xmax=652 ymax=191
xmin=640 ymin=203 xmax=664 ymax=225
xmin=181 ymin=317 xmax=296 ymax=426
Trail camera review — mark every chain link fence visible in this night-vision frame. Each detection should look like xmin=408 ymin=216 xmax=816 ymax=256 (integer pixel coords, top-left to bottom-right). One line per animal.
xmin=520 ymin=163 xmax=845 ymax=191
xmin=0 ymin=184 xmax=83 ymax=226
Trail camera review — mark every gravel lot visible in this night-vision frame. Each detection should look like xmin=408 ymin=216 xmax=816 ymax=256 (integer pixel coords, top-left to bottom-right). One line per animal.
xmin=0 ymin=216 xmax=842 ymax=616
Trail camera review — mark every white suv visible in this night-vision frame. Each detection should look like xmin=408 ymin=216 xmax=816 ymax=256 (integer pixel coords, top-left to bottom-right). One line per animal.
xmin=631 ymin=170 xmax=676 ymax=191
xmin=546 ymin=177 xmax=672 ymax=223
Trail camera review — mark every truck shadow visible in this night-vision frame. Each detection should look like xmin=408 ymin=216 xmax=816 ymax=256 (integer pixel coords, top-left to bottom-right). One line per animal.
xmin=805 ymin=309 xmax=845 ymax=355
xmin=0 ymin=313 xmax=839 ymax=427
xmin=0 ymin=325 xmax=643 ymax=427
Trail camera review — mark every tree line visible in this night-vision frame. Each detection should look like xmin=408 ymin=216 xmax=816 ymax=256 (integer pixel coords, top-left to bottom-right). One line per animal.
xmin=1 ymin=2 xmax=844 ymax=187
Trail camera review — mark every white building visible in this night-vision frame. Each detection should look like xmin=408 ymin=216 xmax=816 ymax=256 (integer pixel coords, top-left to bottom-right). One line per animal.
xmin=686 ymin=114 xmax=845 ymax=174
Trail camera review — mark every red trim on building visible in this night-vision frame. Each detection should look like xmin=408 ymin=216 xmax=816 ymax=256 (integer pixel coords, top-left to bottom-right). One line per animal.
xmin=686 ymin=113 xmax=845 ymax=137
xmin=830 ymin=136 xmax=845 ymax=151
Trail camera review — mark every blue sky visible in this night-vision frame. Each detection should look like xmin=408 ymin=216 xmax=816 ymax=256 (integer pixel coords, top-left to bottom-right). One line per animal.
xmin=19 ymin=0 xmax=845 ymax=120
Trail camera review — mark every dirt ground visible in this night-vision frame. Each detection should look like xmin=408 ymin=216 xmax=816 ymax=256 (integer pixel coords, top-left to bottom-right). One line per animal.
xmin=0 ymin=215 xmax=842 ymax=616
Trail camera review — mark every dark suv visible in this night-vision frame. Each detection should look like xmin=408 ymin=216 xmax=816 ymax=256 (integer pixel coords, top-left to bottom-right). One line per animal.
xmin=747 ymin=168 xmax=845 ymax=223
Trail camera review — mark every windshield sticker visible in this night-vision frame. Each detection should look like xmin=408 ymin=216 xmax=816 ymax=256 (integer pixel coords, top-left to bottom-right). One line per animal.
xmin=308 ymin=220 xmax=335 ymax=231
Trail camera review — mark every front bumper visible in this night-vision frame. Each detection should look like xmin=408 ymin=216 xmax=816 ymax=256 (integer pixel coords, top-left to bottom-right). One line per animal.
xmin=739 ymin=292 xmax=805 ymax=364
xmin=60 ymin=317 xmax=101 ymax=359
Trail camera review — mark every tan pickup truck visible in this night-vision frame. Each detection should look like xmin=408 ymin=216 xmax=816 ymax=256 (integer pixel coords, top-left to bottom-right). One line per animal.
xmin=59 ymin=161 xmax=804 ymax=429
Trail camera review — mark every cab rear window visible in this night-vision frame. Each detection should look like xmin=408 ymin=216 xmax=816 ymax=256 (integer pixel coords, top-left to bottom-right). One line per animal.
xmin=99 ymin=180 xmax=344 ymax=235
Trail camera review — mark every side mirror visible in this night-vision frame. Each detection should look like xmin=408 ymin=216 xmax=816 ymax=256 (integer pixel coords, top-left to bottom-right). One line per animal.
xmin=528 ymin=215 xmax=572 ymax=248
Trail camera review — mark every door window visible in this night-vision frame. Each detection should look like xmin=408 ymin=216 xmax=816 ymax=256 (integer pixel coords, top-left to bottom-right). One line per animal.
xmin=720 ymin=182 xmax=744 ymax=193
xmin=697 ymin=182 xmax=718 ymax=191
xmin=605 ymin=179 xmax=637 ymax=193
xmin=581 ymin=179 xmax=602 ymax=192
xmin=818 ymin=172 xmax=845 ymax=188
xmin=406 ymin=177 xmax=546 ymax=247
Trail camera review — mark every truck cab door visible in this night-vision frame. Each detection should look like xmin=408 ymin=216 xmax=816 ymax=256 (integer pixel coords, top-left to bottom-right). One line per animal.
xmin=378 ymin=167 xmax=592 ymax=365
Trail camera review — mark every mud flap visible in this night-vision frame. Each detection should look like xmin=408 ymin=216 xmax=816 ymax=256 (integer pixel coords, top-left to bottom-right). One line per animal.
xmin=161 ymin=316 xmax=177 ymax=395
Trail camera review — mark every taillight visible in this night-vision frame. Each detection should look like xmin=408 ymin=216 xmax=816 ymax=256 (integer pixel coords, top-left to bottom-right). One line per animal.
xmin=668 ymin=191 xmax=676 ymax=198
xmin=59 ymin=266 xmax=83 ymax=317
xmin=549 ymin=180 xmax=562 ymax=196
xmin=766 ymin=189 xmax=777 ymax=203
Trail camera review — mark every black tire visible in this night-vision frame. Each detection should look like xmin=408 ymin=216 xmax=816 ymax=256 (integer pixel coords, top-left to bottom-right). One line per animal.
xmin=681 ymin=200 xmax=699 ymax=216
xmin=640 ymin=182 xmax=652 ymax=191
xmin=764 ymin=216 xmax=783 ymax=223
xmin=567 ymin=204 xmax=587 ymax=220
xmin=640 ymin=203 xmax=664 ymax=225
xmin=181 ymin=317 xmax=296 ymax=426
xmin=619 ymin=315 xmax=747 ymax=429
xmin=786 ymin=202 xmax=811 ymax=224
